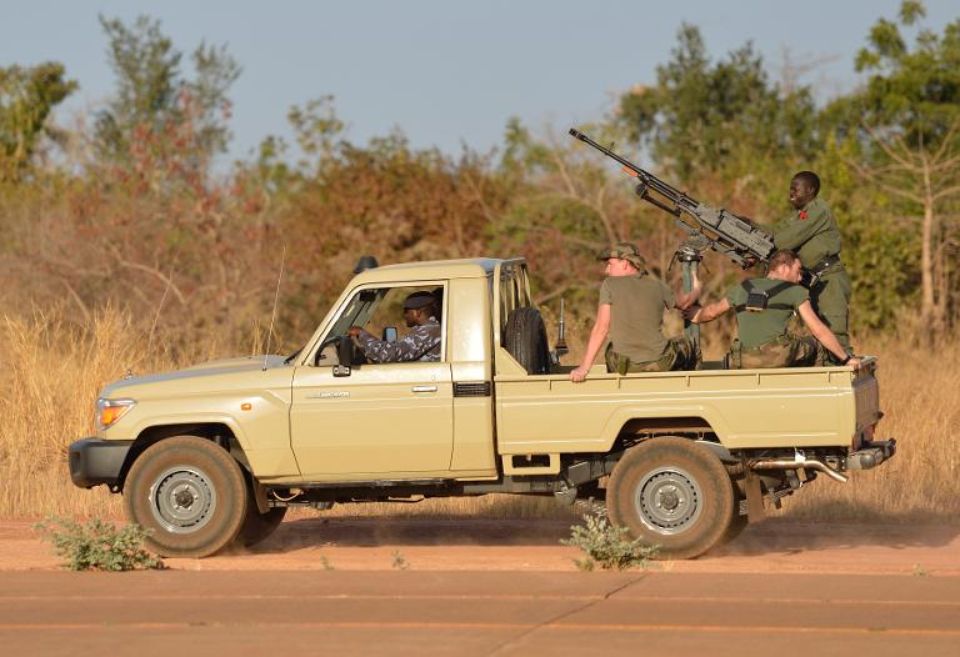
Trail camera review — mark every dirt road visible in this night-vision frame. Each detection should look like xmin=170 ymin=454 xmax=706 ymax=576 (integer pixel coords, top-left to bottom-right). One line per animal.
xmin=2 ymin=518 xmax=958 ymax=656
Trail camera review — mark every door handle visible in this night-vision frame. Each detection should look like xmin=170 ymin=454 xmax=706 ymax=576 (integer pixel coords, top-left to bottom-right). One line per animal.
xmin=411 ymin=385 xmax=438 ymax=393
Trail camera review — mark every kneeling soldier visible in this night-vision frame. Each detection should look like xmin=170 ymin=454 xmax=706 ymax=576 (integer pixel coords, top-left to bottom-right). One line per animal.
xmin=687 ymin=250 xmax=860 ymax=370
xmin=570 ymin=242 xmax=701 ymax=383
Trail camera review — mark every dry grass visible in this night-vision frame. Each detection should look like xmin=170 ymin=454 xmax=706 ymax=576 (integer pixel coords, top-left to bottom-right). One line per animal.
xmin=0 ymin=307 xmax=956 ymax=524
xmin=780 ymin=331 xmax=960 ymax=523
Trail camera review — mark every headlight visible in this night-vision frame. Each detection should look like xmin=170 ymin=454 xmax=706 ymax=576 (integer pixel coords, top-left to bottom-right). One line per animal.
xmin=96 ymin=398 xmax=136 ymax=431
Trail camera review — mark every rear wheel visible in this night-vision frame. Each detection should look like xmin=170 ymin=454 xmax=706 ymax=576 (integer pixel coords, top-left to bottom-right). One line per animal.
xmin=607 ymin=437 xmax=735 ymax=560
xmin=124 ymin=436 xmax=248 ymax=558
xmin=724 ymin=484 xmax=749 ymax=543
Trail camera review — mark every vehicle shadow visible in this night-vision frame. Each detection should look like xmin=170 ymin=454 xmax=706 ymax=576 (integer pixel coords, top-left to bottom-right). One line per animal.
xmin=249 ymin=516 xmax=575 ymax=553
xmin=712 ymin=515 xmax=960 ymax=557
xmin=248 ymin=513 xmax=959 ymax=556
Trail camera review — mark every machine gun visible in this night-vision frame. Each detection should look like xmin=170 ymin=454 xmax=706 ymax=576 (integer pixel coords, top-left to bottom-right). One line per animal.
xmin=568 ymin=129 xmax=775 ymax=268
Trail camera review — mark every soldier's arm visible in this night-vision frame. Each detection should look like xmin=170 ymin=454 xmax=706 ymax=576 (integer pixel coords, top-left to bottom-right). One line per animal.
xmin=354 ymin=332 xmax=395 ymax=363
xmin=797 ymin=301 xmax=858 ymax=367
xmin=381 ymin=328 xmax=439 ymax=362
xmin=570 ymin=303 xmax=611 ymax=383
xmin=674 ymin=269 xmax=703 ymax=310
xmin=688 ymin=298 xmax=731 ymax=324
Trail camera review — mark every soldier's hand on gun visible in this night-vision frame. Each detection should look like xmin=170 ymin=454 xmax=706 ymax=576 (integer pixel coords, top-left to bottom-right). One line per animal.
xmin=683 ymin=305 xmax=703 ymax=323
xmin=847 ymin=356 xmax=862 ymax=370
xmin=569 ymin=366 xmax=589 ymax=383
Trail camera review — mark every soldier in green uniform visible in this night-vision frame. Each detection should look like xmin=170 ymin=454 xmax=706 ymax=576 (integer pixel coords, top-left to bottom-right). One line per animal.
xmin=687 ymin=250 xmax=860 ymax=369
xmin=767 ymin=171 xmax=851 ymax=361
xmin=570 ymin=242 xmax=701 ymax=382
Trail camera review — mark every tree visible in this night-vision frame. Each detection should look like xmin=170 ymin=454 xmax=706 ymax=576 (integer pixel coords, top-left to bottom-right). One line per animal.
xmin=617 ymin=24 xmax=817 ymax=187
xmin=0 ymin=62 xmax=77 ymax=182
xmin=828 ymin=1 xmax=960 ymax=330
xmin=95 ymin=15 xmax=240 ymax=169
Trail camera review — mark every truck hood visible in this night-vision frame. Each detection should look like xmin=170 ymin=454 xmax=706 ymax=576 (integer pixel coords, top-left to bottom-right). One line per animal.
xmin=101 ymin=355 xmax=289 ymax=398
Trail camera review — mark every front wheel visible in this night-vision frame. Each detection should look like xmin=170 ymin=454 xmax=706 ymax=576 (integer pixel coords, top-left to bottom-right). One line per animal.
xmin=236 ymin=495 xmax=287 ymax=549
xmin=124 ymin=436 xmax=249 ymax=558
xmin=607 ymin=437 xmax=735 ymax=560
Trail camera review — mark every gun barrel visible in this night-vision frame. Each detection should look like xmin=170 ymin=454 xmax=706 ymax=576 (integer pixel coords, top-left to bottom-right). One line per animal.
xmin=568 ymin=129 xmax=647 ymax=177
xmin=568 ymin=127 xmax=775 ymax=267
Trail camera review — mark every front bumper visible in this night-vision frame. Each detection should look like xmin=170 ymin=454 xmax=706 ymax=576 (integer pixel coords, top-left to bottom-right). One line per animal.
xmin=68 ymin=438 xmax=133 ymax=489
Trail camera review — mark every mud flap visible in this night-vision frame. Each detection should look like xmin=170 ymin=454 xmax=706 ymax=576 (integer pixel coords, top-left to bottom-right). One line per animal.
xmin=252 ymin=480 xmax=270 ymax=514
xmin=743 ymin=469 xmax=765 ymax=523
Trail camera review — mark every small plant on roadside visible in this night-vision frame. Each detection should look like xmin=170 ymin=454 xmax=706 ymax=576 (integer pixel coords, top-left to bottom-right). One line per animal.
xmin=562 ymin=506 xmax=658 ymax=571
xmin=912 ymin=563 xmax=928 ymax=577
xmin=319 ymin=554 xmax=335 ymax=570
xmin=391 ymin=550 xmax=409 ymax=570
xmin=34 ymin=517 xmax=165 ymax=572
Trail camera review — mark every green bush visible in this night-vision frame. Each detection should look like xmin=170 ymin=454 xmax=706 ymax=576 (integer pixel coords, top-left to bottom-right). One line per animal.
xmin=562 ymin=506 xmax=658 ymax=571
xmin=35 ymin=517 xmax=165 ymax=572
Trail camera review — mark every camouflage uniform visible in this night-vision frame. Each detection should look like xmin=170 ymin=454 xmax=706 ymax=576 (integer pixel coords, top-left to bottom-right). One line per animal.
xmin=770 ymin=196 xmax=851 ymax=356
xmin=355 ymin=318 xmax=441 ymax=363
xmin=605 ymin=336 xmax=698 ymax=374
xmin=724 ymin=278 xmax=820 ymax=369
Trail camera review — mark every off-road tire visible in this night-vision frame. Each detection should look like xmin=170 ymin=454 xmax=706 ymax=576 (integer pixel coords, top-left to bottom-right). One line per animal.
xmin=124 ymin=436 xmax=248 ymax=558
xmin=503 ymin=307 xmax=550 ymax=374
xmin=607 ymin=437 xmax=735 ymax=560
xmin=236 ymin=498 xmax=287 ymax=549
xmin=724 ymin=486 xmax=749 ymax=543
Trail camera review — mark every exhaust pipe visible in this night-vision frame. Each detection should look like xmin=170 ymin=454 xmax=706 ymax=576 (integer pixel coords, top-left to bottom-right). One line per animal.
xmin=751 ymin=456 xmax=848 ymax=483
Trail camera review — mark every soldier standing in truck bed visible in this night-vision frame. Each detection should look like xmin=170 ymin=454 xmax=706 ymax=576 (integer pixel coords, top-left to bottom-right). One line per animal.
xmin=766 ymin=171 xmax=851 ymax=361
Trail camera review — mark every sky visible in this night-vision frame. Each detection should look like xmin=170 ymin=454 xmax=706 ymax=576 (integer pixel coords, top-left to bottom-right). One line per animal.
xmin=2 ymin=0 xmax=958 ymax=163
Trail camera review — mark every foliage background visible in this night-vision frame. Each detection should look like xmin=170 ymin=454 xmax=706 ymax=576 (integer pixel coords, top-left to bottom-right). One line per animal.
xmin=0 ymin=3 xmax=957 ymax=520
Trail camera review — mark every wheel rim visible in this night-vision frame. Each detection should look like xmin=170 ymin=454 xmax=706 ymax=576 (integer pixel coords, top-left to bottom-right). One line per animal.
xmin=633 ymin=466 xmax=703 ymax=535
xmin=148 ymin=467 xmax=217 ymax=534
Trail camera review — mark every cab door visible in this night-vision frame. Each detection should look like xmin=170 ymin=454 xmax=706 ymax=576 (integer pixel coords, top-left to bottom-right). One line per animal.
xmin=289 ymin=283 xmax=453 ymax=479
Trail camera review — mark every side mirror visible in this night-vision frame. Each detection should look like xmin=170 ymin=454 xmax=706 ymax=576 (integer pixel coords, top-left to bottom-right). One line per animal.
xmin=334 ymin=337 xmax=354 ymax=377
xmin=382 ymin=326 xmax=398 ymax=343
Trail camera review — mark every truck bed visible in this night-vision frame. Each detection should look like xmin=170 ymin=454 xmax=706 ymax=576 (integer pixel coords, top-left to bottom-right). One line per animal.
xmin=494 ymin=358 xmax=879 ymax=455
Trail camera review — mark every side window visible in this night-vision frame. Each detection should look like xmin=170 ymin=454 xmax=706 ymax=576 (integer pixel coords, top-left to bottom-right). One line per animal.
xmin=334 ymin=284 xmax=445 ymax=365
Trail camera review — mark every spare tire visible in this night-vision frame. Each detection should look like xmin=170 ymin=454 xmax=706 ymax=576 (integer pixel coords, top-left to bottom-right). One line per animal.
xmin=504 ymin=307 xmax=551 ymax=374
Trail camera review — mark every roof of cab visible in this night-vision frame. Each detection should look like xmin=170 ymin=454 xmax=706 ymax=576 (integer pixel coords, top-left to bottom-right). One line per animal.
xmin=350 ymin=257 xmax=522 ymax=285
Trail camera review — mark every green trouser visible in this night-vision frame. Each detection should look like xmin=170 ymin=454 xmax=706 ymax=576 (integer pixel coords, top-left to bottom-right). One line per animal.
xmin=810 ymin=268 xmax=851 ymax=360
xmin=605 ymin=336 xmax=700 ymax=374
xmin=727 ymin=335 xmax=820 ymax=369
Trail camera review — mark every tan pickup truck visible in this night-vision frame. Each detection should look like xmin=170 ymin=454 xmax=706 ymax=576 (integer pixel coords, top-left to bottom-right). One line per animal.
xmin=69 ymin=257 xmax=895 ymax=559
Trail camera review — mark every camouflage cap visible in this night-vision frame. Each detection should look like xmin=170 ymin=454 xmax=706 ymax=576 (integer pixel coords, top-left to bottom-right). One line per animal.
xmin=403 ymin=291 xmax=437 ymax=310
xmin=597 ymin=242 xmax=646 ymax=270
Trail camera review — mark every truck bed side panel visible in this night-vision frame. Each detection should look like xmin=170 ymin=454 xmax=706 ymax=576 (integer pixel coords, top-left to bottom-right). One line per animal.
xmin=495 ymin=366 xmax=858 ymax=453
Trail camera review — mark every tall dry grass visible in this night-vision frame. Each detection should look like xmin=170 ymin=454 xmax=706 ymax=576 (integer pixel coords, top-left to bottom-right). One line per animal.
xmin=0 ymin=306 xmax=956 ymax=523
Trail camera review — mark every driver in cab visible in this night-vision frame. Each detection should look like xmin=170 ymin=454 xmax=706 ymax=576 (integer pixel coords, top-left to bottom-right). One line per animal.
xmin=347 ymin=292 xmax=441 ymax=363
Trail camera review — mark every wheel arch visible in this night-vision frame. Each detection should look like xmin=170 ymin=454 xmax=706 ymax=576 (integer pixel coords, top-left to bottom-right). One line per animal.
xmin=115 ymin=422 xmax=250 ymax=492
xmin=608 ymin=415 xmax=727 ymax=453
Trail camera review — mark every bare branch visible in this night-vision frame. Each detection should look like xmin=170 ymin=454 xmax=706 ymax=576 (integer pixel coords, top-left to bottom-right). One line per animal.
xmin=845 ymin=157 xmax=926 ymax=205
xmin=60 ymin=280 xmax=91 ymax=326
xmin=861 ymin=123 xmax=919 ymax=171
xmin=931 ymin=118 xmax=960 ymax=162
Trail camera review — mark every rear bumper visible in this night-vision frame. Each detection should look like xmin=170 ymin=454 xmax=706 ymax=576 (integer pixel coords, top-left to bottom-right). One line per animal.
xmin=68 ymin=438 xmax=133 ymax=489
xmin=847 ymin=438 xmax=897 ymax=471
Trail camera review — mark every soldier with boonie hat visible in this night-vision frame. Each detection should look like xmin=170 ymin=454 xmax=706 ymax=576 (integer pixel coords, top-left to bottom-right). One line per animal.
xmin=570 ymin=242 xmax=701 ymax=382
